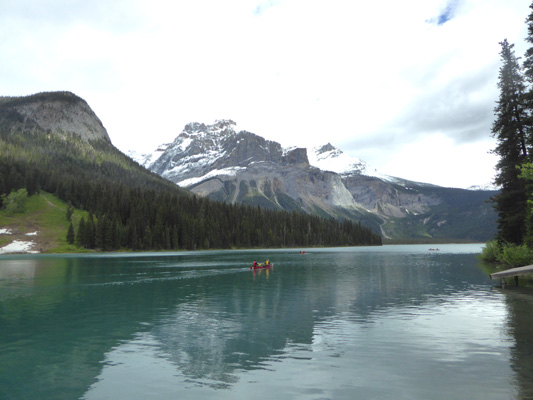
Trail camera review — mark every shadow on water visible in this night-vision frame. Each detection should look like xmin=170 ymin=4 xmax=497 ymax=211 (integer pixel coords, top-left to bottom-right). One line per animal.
xmin=497 ymin=287 xmax=533 ymax=400
xmin=0 ymin=246 xmax=530 ymax=398
xmin=478 ymin=259 xmax=533 ymax=399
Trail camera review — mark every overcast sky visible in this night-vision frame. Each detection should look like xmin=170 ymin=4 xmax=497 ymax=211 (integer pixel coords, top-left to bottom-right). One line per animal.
xmin=1 ymin=0 xmax=532 ymax=188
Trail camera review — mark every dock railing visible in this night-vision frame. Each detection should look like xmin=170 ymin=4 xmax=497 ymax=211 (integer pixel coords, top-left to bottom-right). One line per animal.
xmin=490 ymin=265 xmax=533 ymax=287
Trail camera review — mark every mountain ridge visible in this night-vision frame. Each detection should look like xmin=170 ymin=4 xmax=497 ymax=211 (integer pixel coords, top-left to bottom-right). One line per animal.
xmin=131 ymin=120 xmax=498 ymax=242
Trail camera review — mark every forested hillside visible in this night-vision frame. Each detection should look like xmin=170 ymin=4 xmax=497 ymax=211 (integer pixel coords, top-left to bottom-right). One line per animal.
xmin=0 ymin=93 xmax=382 ymax=251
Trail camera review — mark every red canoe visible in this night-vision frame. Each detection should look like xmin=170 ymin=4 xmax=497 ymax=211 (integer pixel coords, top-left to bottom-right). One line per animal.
xmin=251 ymin=262 xmax=273 ymax=270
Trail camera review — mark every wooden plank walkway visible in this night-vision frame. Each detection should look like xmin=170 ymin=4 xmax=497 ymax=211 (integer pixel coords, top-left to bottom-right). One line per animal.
xmin=490 ymin=265 xmax=533 ymax=280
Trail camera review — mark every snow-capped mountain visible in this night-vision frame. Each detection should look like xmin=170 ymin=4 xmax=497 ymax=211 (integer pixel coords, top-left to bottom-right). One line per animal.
xmin=132 ymin=120 xmax=393 ymax=184
xmin=130 ymin=120 xmax=497 ymax=241
xmin=307 ymin=143 xmax=397 ymax=182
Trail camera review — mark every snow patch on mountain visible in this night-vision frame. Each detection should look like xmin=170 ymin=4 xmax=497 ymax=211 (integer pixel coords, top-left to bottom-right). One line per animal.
xmin=308 ymin=143 xmax=397 ymax=182
xmin=162 ymin=149 xmax=227 ymax=179
xmin=0 ymin=240 xmax=39 ymax=254
xmin=128 ymin=144 xmax=169 ymax=168
xmin=177 ymin=166 xmax=246 ymax=187
xmin=178 ymin=138 xmax=193 ymax=152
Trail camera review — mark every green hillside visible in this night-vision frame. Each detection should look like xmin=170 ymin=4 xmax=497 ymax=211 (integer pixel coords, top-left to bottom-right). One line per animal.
xmin=0 ymin=191 xmax=87 ymax=253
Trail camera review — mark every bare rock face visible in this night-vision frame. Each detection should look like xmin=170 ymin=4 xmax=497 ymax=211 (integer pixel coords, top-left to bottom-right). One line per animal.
xmin=134 ymin=120 xmax=498 ymax=241
xmin=0 ymin=91 xmax=111 ymax=143
xmin=282 ymin=148 xmax=309 ymax=166
xmin=341 ymin=174 xmax=440 ymax=217
xmin=220 ymin=130 xmax=284 ymax=167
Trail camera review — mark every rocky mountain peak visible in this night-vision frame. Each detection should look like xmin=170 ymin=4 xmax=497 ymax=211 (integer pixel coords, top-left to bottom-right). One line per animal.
xmin=213 ymin=119 xmax=237 ymax=129
xmin=316 ymin=143 xmax=337 ymax=154
xmin=176 ymin=120 xmax=239 ymax=155
xmin=182 ymin=119 xmax=237 ymax=138
xmin=283 ymin=147 xmax=309 ymax=166
xmin=183 ymin=122 xmax=207 ymax=133
xmin=142 ymin=120 xmax=284 ymax=182
xmin=0 ymin=91 xmax=111 ymax=143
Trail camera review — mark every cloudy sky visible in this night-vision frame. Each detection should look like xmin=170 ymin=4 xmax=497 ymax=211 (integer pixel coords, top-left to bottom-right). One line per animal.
xmin=1 ymin=0 xmax=531 ymax=188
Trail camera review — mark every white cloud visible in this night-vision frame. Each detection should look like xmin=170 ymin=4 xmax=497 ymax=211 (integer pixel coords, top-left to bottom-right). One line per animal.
xmin=1 ymin=0 xmax=531 ymax=188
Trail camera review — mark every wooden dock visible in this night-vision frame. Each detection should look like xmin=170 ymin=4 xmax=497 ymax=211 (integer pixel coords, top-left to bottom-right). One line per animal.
xmin=490 ymin=265 xmax=533 ymax=286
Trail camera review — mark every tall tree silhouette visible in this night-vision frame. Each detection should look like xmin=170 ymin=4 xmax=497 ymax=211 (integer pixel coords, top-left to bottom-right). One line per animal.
xmin=492 ymin=39 xmax=529 ymax=244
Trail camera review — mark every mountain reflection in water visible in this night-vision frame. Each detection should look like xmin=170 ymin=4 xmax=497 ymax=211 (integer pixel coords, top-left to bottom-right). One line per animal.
xmin=0 ymin=245 xmax=531 ymax=400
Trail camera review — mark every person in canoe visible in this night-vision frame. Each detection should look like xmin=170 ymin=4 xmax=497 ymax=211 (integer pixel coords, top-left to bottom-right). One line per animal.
xmin=251 ymin=260 xmax=271 ymax=269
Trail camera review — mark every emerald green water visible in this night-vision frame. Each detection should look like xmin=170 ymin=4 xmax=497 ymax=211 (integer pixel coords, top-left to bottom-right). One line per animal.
xmin=0 ymin=244 xmax=532 ymax=399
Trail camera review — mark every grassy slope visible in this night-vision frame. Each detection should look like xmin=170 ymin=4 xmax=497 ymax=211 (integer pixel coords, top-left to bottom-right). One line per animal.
xmin=0 ymin=192 xmax=87 ymax=253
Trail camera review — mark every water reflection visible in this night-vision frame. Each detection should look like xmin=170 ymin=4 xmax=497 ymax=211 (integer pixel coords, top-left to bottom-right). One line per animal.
xmin=0 ymin=259 xmax=38 ymax=280
xmin=0 ymin=247 xmax=530 ymax=399
xmin=503 ymin=288 xmax=533 ymax=400
xmin=93 ymin=251 xmax=514 ymax=399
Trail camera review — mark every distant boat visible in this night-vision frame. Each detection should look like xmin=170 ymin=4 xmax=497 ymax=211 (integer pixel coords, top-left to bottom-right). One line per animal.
xmin=428 ymin=248 xmax=440 ymax=251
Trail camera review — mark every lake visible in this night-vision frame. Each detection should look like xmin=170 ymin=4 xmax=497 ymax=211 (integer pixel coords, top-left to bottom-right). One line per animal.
xmin=1 ymin=244 xmax=532 ymax=399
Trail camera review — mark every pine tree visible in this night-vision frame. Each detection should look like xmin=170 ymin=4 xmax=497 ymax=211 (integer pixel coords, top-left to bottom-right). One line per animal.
xmin=520 ymin=2 xmax=533 ymax=246
xmin=95 ymin=214 xmax=105 ymax=249
xmin=86 ymin=213 xmax=96 ymax=249
xmin=76 ymin=217 xmax=86 ymax=247
xmin=170 ymin=225 xmax=177 ymax=249
xmin=66 ymin=204 xmax=74 ymax=222
xmin=492 ymin=39 xmax=530 ymax=244
xmin=143 ymin=225 xmax=152 ymax=250
xmin=523 ymin=2 xmax=533 ymax=123
xmin=66 ymin=222 xmax=75 ymax=244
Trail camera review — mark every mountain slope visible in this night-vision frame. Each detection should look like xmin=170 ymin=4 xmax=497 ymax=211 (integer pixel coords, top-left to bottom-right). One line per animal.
xmin=0 ymin=93 xmax=381 ymax=251
xmin=134 ymin=120 xmax=497 ymax=242
xmin=0 ymin=91 xmax=111 ymax=143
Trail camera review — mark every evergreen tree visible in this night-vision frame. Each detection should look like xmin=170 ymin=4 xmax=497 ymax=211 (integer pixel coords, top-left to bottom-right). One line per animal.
xmin=86 ymin=213 xmax=96 ymax=249
xmin=24 ymin=170 xmax=39 ymax=196
xmin=522 ymin=2 xmax=533 ymax=123
xmin=66 ymin=204 xmax=74 ymax=222
xmin=492 ymin=39 xmax=530 ymax=245
xmin=143 ymin=226 xmax=152 ymax=250
xmin=520 ymin=2 xmax=533 ymax=246
xmin=171 ymin=225 xmax=179 ymax=249
xmin=67 ymin=222 xmax=75 ymax=244
xmin=76 ymin=217 xmax=86 ymax=247
xmin=95 ymin=214 xmax=105 ymax=249
xmin=102 ymin=217 xmax=114 ymax=251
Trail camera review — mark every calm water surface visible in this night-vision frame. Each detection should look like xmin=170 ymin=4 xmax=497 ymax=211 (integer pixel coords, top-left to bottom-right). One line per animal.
xmin=1 ymin=244 xmax=532 ymax=399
